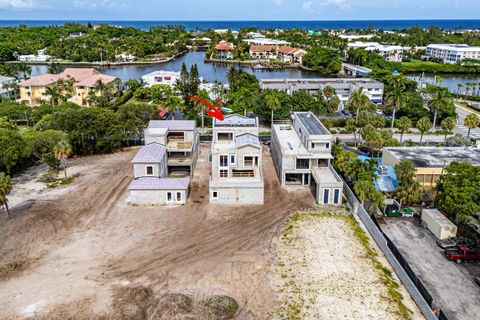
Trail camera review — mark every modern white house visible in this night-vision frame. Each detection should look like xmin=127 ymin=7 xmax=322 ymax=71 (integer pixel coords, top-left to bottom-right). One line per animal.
xmin=144 ymin=120 xmax=199 ymax=177
xmin=348 ymin=41 xmax=405 ymax=62
xmin=425 ymin=44 xmax=480 ymax=64
xmin=0 ymin=76 xmax=16 ymax=98
xmin=141 ymin=71 xmax=181 ymax=87
xmin=338 ymin=34 xmax=375 ymax=41
xmin=271 ymin=112 xmax=343 ymax=205
xmin=128 ymin=142 xmax=190 ymax=206
xmin=259 ymin=78 xmax=384 ymax=104
xmin=17 ymin=49 xmax=52 ymax=62
xmin=209 ymin=114 xmax=264 ymax=204
xmin=115 ymin=52 xmax=136 ymax=62
xmin=127 ymin=119 xmax=199 ymax=206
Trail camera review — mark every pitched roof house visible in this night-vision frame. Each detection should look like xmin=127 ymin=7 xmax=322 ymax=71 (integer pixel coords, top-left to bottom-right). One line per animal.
xmin=18 ymin=68 xmax=118 ymax=107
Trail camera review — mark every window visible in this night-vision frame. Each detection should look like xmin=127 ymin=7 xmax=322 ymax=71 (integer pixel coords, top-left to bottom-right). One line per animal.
xmin=212 ymin=191 xmax=218 ymax=200
xmin=323 ymin=188 xmax=330 ymax=204
xmin=326 ymin=143 xmax=330 ymax=149
xmin=244 ymin=156 xmax=254 ymax=167
xmin=167 ymin=192 xmax=172 ymax=203
xmin=219 ymin=155 xmax=228 ymax=167
xmin=220 ymin=169 xmax=228 ymax=177
xmin=217 ymin=132 xmax=233 ymax=142
xmin=176 ymin=192 xmax=182 ymax=202
xmin=296 ymin=158 xmax=309 ymax=170
xmin=311 ymin=142 xmax=315 ymax=149
xmin=333 ymin=189 xmax=340 ymax=204
xmin=230 ymin=154 xmax=236 ymax=165
xmin=146 ymin=166 xmax=154 ymax=176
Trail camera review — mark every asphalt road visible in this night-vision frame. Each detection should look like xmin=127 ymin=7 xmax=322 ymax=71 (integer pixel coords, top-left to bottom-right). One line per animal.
xmin=454 ymin=103 xmax=480 ymax=139
xmin=382 ymin=218 xmax=480 ymax=320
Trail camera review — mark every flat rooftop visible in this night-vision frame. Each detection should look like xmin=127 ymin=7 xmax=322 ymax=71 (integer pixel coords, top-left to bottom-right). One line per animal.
xmin=312 ymin=167 xmax=341 ymax=184
xmin=295 ymin=112 xmax=330 ymax=136
xmin=215 ymin=114 xmax=257 ymax=127
xmin=273 ymin=124 xmax=308 ymax=155
xmin=385 ymin=147 xmax=480 ymax=168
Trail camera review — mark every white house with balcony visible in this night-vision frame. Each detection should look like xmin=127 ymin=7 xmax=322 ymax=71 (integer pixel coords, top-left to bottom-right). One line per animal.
xmin=0 ymin=76 xmax=16 ymax=98
xmin=127 ymin=119 xmax=199 ymax=206
xmin=128 ymin=142 xmax=190 ymax=206
xmin=141 ymin=71 xmax=181 ymax=88
xmin=271 ymin=112 xmax=343 ymax=205
xmin=209 ymin=115 xmax=264 ymax=204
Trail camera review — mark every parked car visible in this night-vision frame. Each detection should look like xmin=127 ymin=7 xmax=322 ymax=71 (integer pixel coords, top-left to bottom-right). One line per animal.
xmin=445 ymin=245 xmax=480 ymax=263
xmin=437 ymin=237 xmax=474 ymax=250
xmin=341 ymin=109 xmax=351 ymax=116
xmin=357 ymin=145 xmax=372 ymax=154
xmin=375 ymin=109 xmax=383 ymax=115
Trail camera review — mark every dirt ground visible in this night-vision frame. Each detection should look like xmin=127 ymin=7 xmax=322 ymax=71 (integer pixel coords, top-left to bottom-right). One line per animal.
xmin=0 ymin=143 xmax=316 ymax=319
xmin=269 ymin=212 xmax=424 ymax=320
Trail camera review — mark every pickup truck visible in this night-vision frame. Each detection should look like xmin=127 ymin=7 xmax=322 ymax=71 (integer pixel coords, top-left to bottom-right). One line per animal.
xmin=445 ymin=245 xmax=480 ymax=263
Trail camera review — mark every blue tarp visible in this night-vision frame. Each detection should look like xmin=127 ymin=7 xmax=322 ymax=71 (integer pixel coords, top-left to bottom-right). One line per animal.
xmin=357 ymin=155 xmax=400 ymax=192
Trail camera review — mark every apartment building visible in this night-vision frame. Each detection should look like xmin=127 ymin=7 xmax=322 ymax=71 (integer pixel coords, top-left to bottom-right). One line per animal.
xmin=259 ymin=78 xmax=384 ymax=104
xmin=248 ymin=45 xmax=307 ymax=64
xmin=425 ymin=44 xmax=480 ymax=64
xmin=18 ymin=68 xmax=118 ymax=107
xmin=128 ymin=142 xmax=190 ymax=206
xmin=209 ymin=115 xmax=264 ymax=204
xmin=271 ymin=112 xmax=343 ymax=205
xmin=144 ymin=120 xmax=199 ymax=177
xmin=243 ymin=38 xmax=290 ymax=46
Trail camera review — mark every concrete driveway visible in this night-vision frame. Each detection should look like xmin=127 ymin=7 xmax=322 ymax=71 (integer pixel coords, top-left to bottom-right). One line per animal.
xmin=455 ymin=103 xmax=480 ymax=139
xmin=382 ymin=218 xmax=480 ymax=320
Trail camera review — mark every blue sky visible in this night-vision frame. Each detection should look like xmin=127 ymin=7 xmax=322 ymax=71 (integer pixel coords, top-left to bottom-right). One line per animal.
xmin=0 ymin=0 xmax=479 ymax=21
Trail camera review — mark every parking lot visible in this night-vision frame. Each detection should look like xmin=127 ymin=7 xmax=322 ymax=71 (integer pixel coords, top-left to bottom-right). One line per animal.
xmin=382 ymin=218 xmax=480 ymax=320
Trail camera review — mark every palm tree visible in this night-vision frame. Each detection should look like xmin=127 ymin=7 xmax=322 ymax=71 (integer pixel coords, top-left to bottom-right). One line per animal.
xmin=348 ymin=87 xmax=370 ymax=126
xmin=44 ymin=86 xmax=61 ymax=107
xmin=396 ymin=116 xmax=412 ymax=144
xmin=47 ymin=62 xmax=61 ymax=74
xmin=54 ymin=141 xmax=72 ymax=179
xmin=164 ymin=95 xmax=183 ymax=120
xmin=457 ymin=83 xmax=464 ymax=95
xmin=236 ymin=87 xmax=258 ymax=116
xmin=0 ymin=173 xmax=12 ymax=219
xmin=417 ymin=117 xmax=432 ymax=145
xmin=385 ymin=87 xmax=406 ymax=129
xmin=354 ymin=179 xmax=377 ymax=207
xmin=394 ymin=160 xmax=416 ymax=185
xmin=429 ymin=89 xmax=452 ymax=131
xmin=441 ymin=117 xmax=456 ymax=142
xmin=265 ymin=90 xmax=282 ymax=126
xmin=464 ymin=113 xmax=480 ymax=138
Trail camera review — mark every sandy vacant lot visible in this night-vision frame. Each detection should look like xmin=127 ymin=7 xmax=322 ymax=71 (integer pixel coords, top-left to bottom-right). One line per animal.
xmin=270 ymin=212 xmax=424 ymax=320
xmin=0 ymin=143 xmax=316 ymax=319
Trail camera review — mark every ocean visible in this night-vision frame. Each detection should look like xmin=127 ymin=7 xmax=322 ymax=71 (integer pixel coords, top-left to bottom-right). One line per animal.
xmin=0 ymin=20 xmax=479 ymax=31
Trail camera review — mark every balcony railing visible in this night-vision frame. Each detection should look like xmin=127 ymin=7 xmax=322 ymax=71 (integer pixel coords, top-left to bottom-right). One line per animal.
xmin=167 ymin=140 xmax=193 ymax=150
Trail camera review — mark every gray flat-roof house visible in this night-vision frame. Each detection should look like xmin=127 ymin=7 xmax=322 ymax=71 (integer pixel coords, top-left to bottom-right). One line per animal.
xmin=209 ymin=115 xmax=264 ymax=204
xmin=259 ymin=78 xmax=384 ymax=104
xmin=128 ymin=142 xmax=190 ymax=205
xmin=271 ymin=112 xmax=343 ymax=205
xmin=0 ymin=76 xmax=16 ymax=99
xmin=144 ymin=120 xmax=199 ymax=177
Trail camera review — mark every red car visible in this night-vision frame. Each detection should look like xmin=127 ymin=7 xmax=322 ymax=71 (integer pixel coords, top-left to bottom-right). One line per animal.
xmin=445 ymin=245 xmax=480 ymax=264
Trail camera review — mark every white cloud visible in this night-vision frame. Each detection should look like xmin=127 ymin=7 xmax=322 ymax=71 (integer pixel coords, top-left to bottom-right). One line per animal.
xmin=73 ymin=0 xmax=126 ymax=11
xmin=273 ymin=0 xmax=283 ymax=7
xmin=302 ymin=2 xmax=313 ymax=12
xmin=0 ymin=0 xmax=41 ymax=10
xmin=321 ymin=0 xmax=350 ymax=10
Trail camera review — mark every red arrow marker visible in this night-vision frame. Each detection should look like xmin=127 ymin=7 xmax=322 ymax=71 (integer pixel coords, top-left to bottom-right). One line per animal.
xmin=189 ymin=96 xmax=224 ymax=121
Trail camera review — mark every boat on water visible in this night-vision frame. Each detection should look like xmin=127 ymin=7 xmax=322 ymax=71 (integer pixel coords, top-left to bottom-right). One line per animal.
xmin=252 ymin=64 xmax=267 ymax=71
